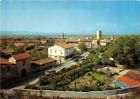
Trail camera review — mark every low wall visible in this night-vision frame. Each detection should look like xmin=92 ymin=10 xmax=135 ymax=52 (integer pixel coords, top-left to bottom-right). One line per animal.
xmin=1 ymin=86 xmax=140 ymax=98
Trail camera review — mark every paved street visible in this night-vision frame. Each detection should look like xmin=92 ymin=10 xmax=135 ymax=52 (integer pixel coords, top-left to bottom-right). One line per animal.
xmin=10 ymin=51 xmax=89 ymax=89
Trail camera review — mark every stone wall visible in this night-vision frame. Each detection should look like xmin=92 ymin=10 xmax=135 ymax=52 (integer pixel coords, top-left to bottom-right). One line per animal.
xmin=1 ymin=86 xmax=140 ymax=98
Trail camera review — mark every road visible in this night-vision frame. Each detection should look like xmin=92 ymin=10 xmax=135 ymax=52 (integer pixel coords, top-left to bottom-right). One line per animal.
xmin=10 ymin=51 xmax=89 ymax=89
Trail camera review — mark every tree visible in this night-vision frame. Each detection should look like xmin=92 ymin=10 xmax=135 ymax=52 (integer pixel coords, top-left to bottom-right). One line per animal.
xmin=78 ymin=43 xmax=87 ymax=53
xmin=25 ymin=45 xmax=35 ymax=50
xmin=97 ymin=40 xmax=100 ymax=46
xmin=105 ymin=35 xmax=140 ymax=68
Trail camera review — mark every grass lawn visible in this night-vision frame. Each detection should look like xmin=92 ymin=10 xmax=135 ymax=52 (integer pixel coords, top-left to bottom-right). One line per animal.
xmin=90 ymin=71 xmax=108 ymax=82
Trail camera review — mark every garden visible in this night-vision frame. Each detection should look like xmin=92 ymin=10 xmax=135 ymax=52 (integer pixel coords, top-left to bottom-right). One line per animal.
xmin=25 ymin=58 xmax=115 ymax=91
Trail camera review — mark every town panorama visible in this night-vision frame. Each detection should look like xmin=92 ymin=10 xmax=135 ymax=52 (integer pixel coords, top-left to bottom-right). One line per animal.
xmin=0 ymin=0 xmax=140 ymax=99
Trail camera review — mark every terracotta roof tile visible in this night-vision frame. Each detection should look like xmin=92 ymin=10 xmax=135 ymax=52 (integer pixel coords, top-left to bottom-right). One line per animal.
xmin=118 ymin=71 xmax=140 ymax=87
xmin=0 ymin=58 xmax=14 ymax=65
xmin=124 ymin=71 xmax=140 ymax=81
xmin=55 ymin=43 xmax=74 ymax=49
xmin=32 ymin=58 xmax=56 ymax=65
xmin=118 ymin=76 xmax=140 ymax=87
xmin=15 ymin=43 xmax=27 ymax=47
xmin=12 ymin=53 xmax=31 ymax=61
xmin=11 ymin=40 xmax=41 ymax=43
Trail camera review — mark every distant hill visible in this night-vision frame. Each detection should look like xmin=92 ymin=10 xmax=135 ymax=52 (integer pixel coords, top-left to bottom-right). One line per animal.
xmin=0 ymin=31 xmax=139 ymax=37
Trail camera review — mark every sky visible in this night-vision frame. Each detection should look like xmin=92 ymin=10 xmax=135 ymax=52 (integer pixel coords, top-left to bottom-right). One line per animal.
xmin=1 ymin=0 xmax=140 ymax=35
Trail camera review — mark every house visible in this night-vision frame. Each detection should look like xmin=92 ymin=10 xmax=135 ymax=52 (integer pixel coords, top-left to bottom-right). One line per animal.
xmin=100 ymin=39 xmax=110 ymax=46
xmin=14 ymin=42 xmax=28 ymax=47
xmin=48 ymin=43 xmax=75 ymax=63
xmin=79 ymin=39 xmax=93 ymax=48
xmin=9 ymin=53 xmax=32 ymax=77
xmin=0 ymin=58 xmax=17 ymax=82
xmin=13 ymin=40 xmax=41 ymax=47
xmin=113 ymin=70 xmax=140 ymax=88
xmin=31 ymin=58 xmax=56 ymax=72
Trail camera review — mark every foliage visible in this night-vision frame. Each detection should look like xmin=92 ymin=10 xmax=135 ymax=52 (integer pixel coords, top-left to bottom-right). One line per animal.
xmin=90 ymin=71 xmax=107 ymax=83
xmin=28 ymin=47 xmax=48 ymax=60
xmin=87 ymin=47 xmax=114 ymax=66
xmin=105 ymin=35 xmax=140 ymax=68
xmin=26 ymin=58 xmax=113 ymax=91
xmin=7 ymin=43 xmax=15 ymax=49
xmin=26 ymin=61 xmax=93 ymax=91
xmin=78 ymin=43 xmax=87 ymax=53
xmin=25 ymin=45 xmax=35 ymax=50
xmin=14 ymin=47 xmax=25 ymax=54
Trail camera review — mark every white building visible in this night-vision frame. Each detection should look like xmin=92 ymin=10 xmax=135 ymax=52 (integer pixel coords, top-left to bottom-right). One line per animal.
xmin=96 ymin=30 xmax=102 ymax=40
xmin=48 ymin=43 xmax=75 ymax=63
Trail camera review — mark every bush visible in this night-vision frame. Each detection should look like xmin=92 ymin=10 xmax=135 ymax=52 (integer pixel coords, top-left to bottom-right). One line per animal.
xmin=25 ymin=45 xmax=35 ymax=50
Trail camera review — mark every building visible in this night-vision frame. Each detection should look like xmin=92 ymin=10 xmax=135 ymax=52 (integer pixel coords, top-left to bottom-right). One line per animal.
xmin=12 ymin=40 xmax=41 ymax=47
xmin=9 ymin=53 xmax=32 ymax=77
xmin=0 ymin=58 xmax=17 ymax=83
xmin=48 ymin=43 xmax=75 ymax=63
xmin=99 ymin=39 xmax=110 ymax=46
xmin=0 ymin=53 xmax=32 ymax=86
xmin=79 ymin=39 xmax=93 ymax=48
xmin=113 ymin=70 xmax=140 ymax=88
xmin=31 ymin=58 xmax=56 ymax=72
xmin=96 ymin=30 xmax=102 ymax=40
xmin=62 ymin=33 xmax=64 ymax=39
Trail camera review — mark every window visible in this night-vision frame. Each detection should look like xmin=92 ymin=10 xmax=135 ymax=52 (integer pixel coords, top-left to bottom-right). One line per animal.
xmin=23 ymin=60 xmax=26 ymax=66
xmin=60 ymin=50 xmax=62 ymax=54
xmin=7 ymin=66 xmax=11 ymax=72
xmin=55 ymin=50 xmax=57 ymax=53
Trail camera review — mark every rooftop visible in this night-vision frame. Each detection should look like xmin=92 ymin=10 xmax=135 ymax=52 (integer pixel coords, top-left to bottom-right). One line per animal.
xmin=79 ymin=39 xmax=92 ymax=42
xmin=32 ymin=58 xmax=56 ymax=65
xmin=117 ymin=70 xmax=140 ymax=87
xmin=12 ymin=53 xmax=32 ymax=61
xmin=118 ymin=76 xmax=140 ymax=87
xmin=55 ymin=43 xmax=75 ymax=49
xmin=123 ymin=70 xmax=140 ymax=81
xmin=10 ymin=40 xmax=41 ymax=43
xmin=0 ymin=58 xmax=14 ymax=65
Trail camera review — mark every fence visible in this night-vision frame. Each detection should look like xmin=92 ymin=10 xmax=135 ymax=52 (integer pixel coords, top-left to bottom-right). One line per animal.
xmin=1 ymin=85 xmax=140 ymax=98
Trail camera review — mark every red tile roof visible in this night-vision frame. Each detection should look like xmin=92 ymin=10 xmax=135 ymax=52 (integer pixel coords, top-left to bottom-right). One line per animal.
xmin=0 ymin=58 xmax=14 ymax=65
xmin=12 ymin=53 xmax=31 ymax=61
xmin=124 ymin=71 xmax=140 ymax=81
xmin=118 ymin=76 xmax=140 ymax=87
xmin=11 ymin=40 xmax=41 ymax=43
xmin=118 ymin=71 xmax=140 ymax=87
xmin=15 ymin=43 xmax=27 ymax=47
